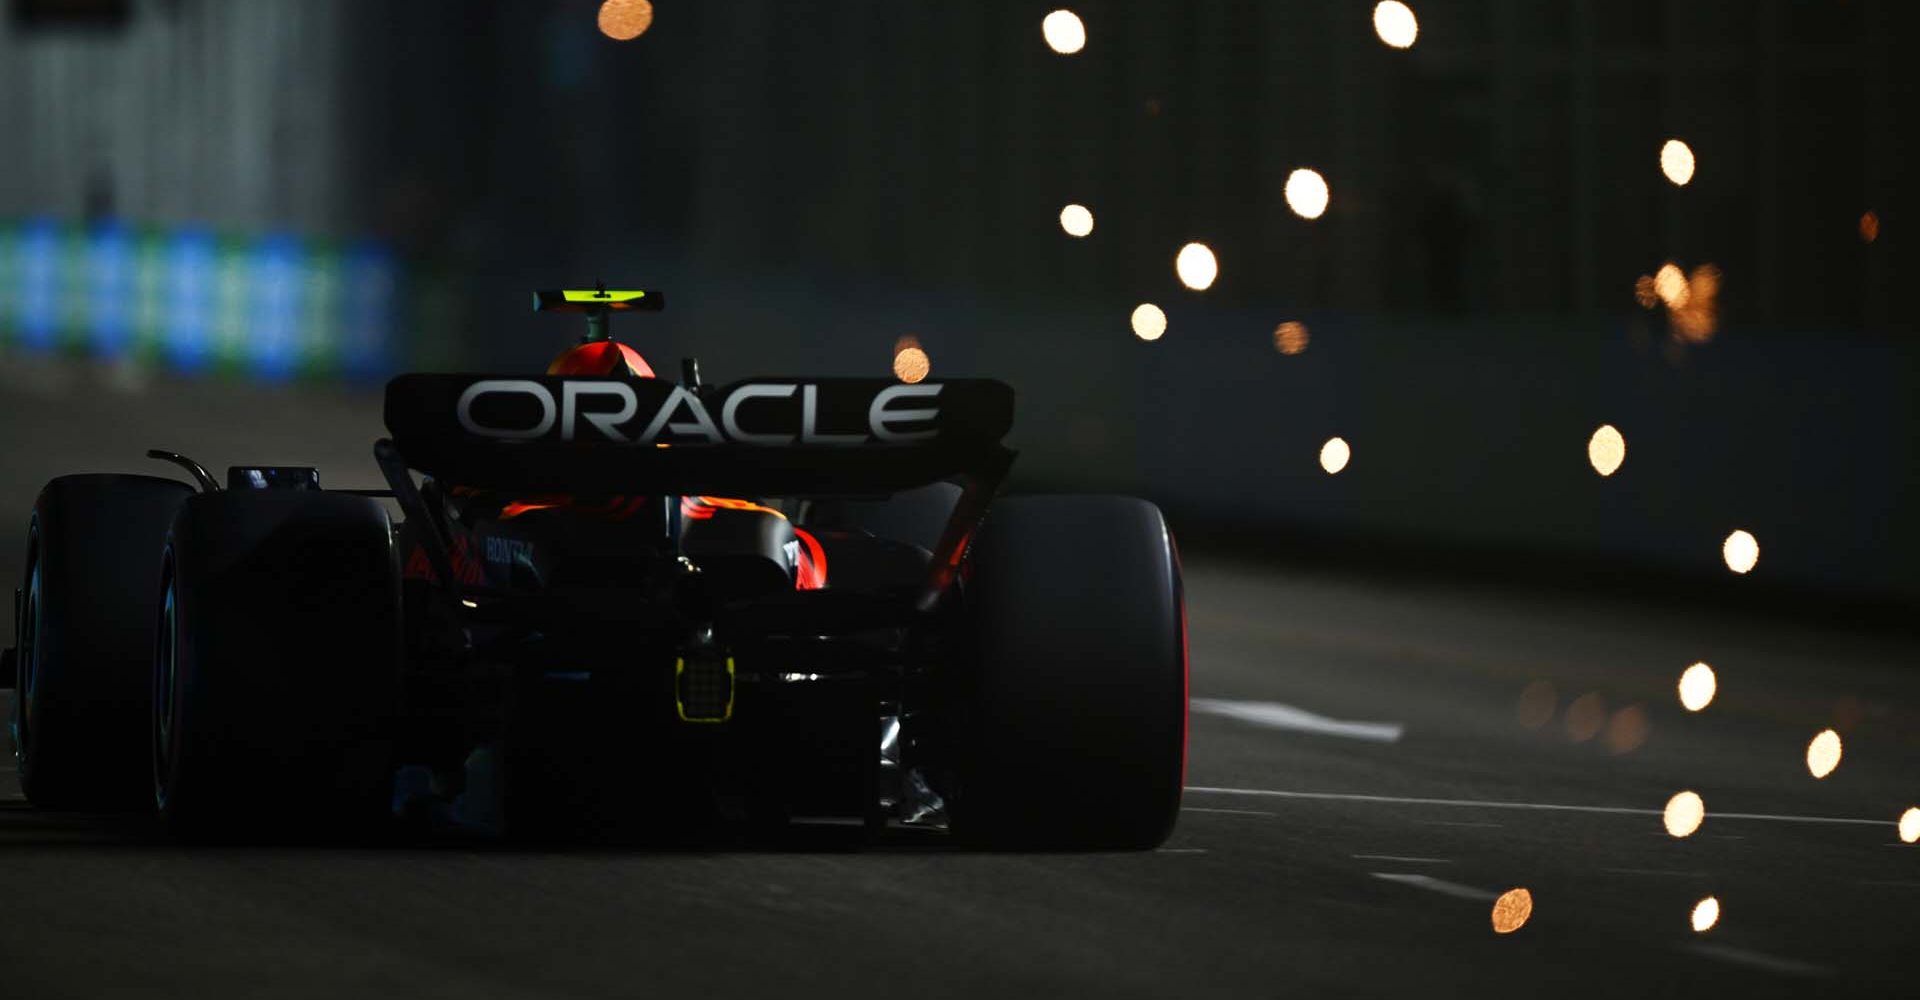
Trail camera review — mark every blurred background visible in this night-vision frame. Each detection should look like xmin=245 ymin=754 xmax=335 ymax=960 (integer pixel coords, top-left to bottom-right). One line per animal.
xmin=1 ymin=0 xmax=1915 ymax=612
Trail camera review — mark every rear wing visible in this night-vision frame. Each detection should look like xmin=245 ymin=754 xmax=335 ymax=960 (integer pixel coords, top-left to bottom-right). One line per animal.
xmin=382 ymin=374 xmax=1014 ymax=496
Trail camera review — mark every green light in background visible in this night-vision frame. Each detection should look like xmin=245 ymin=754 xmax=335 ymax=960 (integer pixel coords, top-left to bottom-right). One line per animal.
xmin=300 ymin=243 xmax=344 ymax=378
xmin=56 ymin=224 xmax=88 ymax=350
xmin=0 ymin=217 xmax=393 ymax=381
xmin=210 ymin=236 xmax=250 ymax=374
xmin=0 ymin=221 xmax=16 ymax=339
xmin=131 ymin=228 xmax=166 ymax=363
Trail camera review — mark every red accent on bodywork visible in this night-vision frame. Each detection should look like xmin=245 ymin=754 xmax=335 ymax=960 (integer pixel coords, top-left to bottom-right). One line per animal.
xmin=681 ymin=495 xmax=785 ymax=520
xmin=499 ymin=500 xmax=563 ymax=519
xmin=793 ymin=527 xmax=828 ymax=591
xmin=680 ymin=496 xmax=826 ymax=590
xmin=402 ymin=533 xmax=486 ymax=586
xmin=500 ymin=494 xmax=651 ymax=521
xmin=545 ymin=340 xmax=655 ymax=377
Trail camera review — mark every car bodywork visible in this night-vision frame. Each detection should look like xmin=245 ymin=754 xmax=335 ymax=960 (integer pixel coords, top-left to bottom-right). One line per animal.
xmin=7 ymin=288 xmax=1186 ymax=845
xmin=373 ymin=364 xmax=1016 ymax=831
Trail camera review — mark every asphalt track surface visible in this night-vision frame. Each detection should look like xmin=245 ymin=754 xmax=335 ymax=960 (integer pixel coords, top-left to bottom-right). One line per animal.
xmin=2 ymin=364 xmax=1917 ymax=996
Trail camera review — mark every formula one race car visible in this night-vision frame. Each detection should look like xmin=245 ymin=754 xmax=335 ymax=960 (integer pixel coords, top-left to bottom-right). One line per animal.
xmin=4 ymin=288 xmax=1187 ymax=848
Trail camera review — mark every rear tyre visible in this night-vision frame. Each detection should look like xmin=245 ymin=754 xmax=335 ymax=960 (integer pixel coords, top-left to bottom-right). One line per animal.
xmin=12 ymin=475 xmax=192 ymax=808
xmin=954 ymin=495 xmax=1187 ymax=850
xmin=154 ymin=492 xmax=400 ymax=837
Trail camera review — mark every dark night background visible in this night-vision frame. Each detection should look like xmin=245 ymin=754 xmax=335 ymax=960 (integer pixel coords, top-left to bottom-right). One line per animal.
xmin=4 ymin=4 xmax=1920 ymax=996
xmin=4 ymin=0 xmax=1916 ymax=609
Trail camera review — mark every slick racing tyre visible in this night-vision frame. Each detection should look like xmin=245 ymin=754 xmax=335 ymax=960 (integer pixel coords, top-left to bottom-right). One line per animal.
xmin=954 ymin=495 xmax=1187 ymax=850
xmin=12 ymin=475 xmax=193 ymax=807
xmin=154 ymin=491 xmax=400 ymax=836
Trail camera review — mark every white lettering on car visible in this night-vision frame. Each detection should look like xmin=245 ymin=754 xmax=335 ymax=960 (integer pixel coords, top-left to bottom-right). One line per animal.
xmin=636 ymin=385 xmax=725 ymax=446
xmin=457 ymin=381 xmax=946 ymax=446
xmin=560 ymin=381 xmax=638 ymax=442
xmin=868 ymin=383 xmax=943 ymax=444
xmin=457 ymin=380 xmax=556 ymax=440
xmin=800 ymin=384 xmax=867 ymax=445
xmin=720 ymin=384 xmax=797 ymax=445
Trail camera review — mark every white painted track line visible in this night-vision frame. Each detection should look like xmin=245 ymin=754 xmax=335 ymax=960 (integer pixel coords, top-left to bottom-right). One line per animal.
xmin=1369 ymin=873 xmax=1497 ymax=902
xmin=1601 ymin=868 xmax=1704 ymax=878
xmin=1186 ymin=786 xmax=1887 ymax=827
xmin=1191 ymin=698 xmax=1404 ymax=743
xmin=1181 ymin=806 xmax=1276 ymax=817
xmin=1685 ymin=943 xmax=1831 ymax=977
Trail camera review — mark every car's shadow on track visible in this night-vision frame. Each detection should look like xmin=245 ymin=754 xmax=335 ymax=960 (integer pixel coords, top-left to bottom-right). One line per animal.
xmin=0 ymin=799 xmax=977 ymax=855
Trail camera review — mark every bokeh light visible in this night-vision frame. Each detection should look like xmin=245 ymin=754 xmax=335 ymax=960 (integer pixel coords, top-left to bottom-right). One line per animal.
xmin=1041 ymin=10 xmax=1086 ymax=55
xmin=1372 ymin=2 xmax=1418 ymax=49
xmin=1517 ymin=680 xmax=1556 ymax=730
xmin=1678 ymin=662 xmax=1717 ymax=712
xmin=1635 ymin=262 xmax=1721 ymax=342
xmin=1633 ymin=275 xmax=1659 ymax=309
xmin=1319 ymin=437 xmax=1351 ymax=475
xmin=1587 ymin=424 xmax=1625 ymax=477
xmin=1604 ymin=704 xmax=1649 ymax=755
xmin=1273 ymin=321 xmax=1310 ymax=355
xmin=1806 ymin=729 xmax=1842 ymax=779
xmin=1691 ymin=897 xmax=1720 ymax=933
xmin=1176 ymin=242 xmax=1219 ymax=290
xmin=1653 ymin=263 xmax=1690 ymax=308
xmin=1722 ymin=529 xmax=1759 ymax=574
xmin=1663 ymin=791 xmax=1705 ymax=838
xmin=597 ymin=0 xmax=654 ymax=41
xmin=1130 ymin=303 xmax=1167 ymax=342
xmin=1059 ymin=203 xmax=1094 ymax=238
xmin=1490 ymin=888 xmax=1532 ymax=934
xmin=1670 ymin=264 xmax=1721 ymax=344
xmin=1285 ymin=169 xmax=1330 ymax=220
xmin=1564 ymin=692 xmax=1606 ymax=743
xmin=1860 ymin=211 xmax=1880 ymax=244
xmin=891 ymin=336 xmax=930 ymax=384
xmin=1660 ymin=139 xmax=1696 ymax=186
xmin=1899 ymin=807 xmax=1920 ymax=844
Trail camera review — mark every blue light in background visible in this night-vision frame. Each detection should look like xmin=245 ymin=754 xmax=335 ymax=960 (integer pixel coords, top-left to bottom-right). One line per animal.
xmin=343 ymin=244 xmax=396 ymax=381
xmin=0 ymin=217 xmax=396 ymax=380
xmin=0 ymin=224 xmax=14 ymax=332
xmin=88 ymin=220 xmax=135 ymax=357
xmin=16 ymin=218 xmax=59 ymax=349
xmin=249 ymin=233 xmax=302 ymax=380
xmin=163 ymin=228 xmax=215 ymax=372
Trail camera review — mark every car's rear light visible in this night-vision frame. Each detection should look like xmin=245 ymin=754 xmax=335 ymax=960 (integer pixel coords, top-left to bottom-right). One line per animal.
xmin=675 ymin=654 xmax=734 ymax=723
